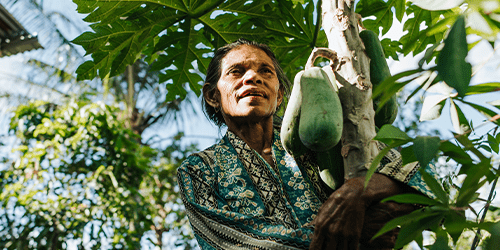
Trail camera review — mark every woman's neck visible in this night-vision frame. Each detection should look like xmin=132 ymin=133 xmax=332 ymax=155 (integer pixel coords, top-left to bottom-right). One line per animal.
xmin=226 ymin=117 xmax=275 ymax=166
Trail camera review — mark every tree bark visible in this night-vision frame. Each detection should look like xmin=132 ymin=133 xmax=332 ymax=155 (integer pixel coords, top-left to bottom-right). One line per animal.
xmin=322 ymin=0 xmax=378 ymax=179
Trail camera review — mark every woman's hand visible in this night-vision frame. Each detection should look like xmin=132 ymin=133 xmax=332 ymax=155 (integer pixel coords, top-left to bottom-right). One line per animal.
xmin=309 ymin=173 xmax=417 ymax=250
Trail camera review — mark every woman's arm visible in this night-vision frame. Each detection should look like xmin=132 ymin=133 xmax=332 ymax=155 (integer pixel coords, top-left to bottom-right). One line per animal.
xmin=178 ymin=154 xmax=314 ymax=250
xmin=309 ymin=144 xmax=438 ymax=250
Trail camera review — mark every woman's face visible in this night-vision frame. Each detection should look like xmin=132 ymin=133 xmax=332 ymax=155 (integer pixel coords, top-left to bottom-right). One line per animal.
xmin=215 ymin=45 xmax=283 ymax=124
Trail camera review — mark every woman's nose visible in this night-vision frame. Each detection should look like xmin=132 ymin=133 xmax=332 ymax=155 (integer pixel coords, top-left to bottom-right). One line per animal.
xmin=243 ymin=70 xmax=262 ymax=85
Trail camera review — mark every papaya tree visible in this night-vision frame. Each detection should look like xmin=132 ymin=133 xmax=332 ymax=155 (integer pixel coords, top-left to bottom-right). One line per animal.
xmin=69 ymin=0 xmax=500 ymax=249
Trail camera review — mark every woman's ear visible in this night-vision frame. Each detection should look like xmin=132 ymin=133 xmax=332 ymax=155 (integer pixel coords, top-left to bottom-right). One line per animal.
xmin=203 ymin=83 xmax=220 ymax=108
xmin=277 ymin=85 xmax=284 ymax=106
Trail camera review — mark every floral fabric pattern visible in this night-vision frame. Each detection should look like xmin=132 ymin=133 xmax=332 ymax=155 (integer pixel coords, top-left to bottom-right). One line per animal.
xmin=178 ymin=129 xmax=434 ymax=249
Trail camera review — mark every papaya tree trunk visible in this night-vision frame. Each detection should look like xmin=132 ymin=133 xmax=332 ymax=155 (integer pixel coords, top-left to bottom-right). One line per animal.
xmin=322 ymin=0 xmax=378 ymax=179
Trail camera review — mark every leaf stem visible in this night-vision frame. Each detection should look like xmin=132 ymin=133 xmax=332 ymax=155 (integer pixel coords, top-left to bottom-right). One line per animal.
xmin=471 ymin=177 xmax=498 ymax=250
xmin=311 ymin=0 xmax=322 ymax=48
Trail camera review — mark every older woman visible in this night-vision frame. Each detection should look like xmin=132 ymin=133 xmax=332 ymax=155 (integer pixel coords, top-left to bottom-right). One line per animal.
xmin=178 ymin=38 xmax=434 ymax=250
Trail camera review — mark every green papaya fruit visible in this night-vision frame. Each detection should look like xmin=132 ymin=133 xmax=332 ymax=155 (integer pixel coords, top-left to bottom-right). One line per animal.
xmin=359 ymin=29 xmax=398 ymax=127
xmin=321 ymin=65 xmax=339 ymax=92
xmin=317 ymin=142 xmax=344 ymax=190
xmin=298 ymin=67 xmax=343 ymax=152
xmin=281 ymin=70 xmax=308 ymax=157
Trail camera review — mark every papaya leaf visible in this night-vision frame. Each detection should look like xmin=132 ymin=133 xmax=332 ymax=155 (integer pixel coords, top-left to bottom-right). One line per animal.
xmin=356 ymin=0 xmax=388 ymax=19
xmin=449 ymin=100 xmax=470 ymax=134
xmin=72 ymin=8 xmax=182 ymax=80
xmin=400 ymin=5 xmax=453 ymax=56
xmin=380 ymin=38 xmax=402 ymax=61
xmin=418 ymin=43 xmax=440 ymax=68
xmin=402 ymin=14 xmax=457 ymax=56
xmin=73 ymin=0 xmax=190 ymax=15
xmin=466 ymin=82 xmax=500 ymax=95
xmin=152 ymin=19 xmax=211 ymax=100
xmin=80 ymin=2 xmax=143 ymax=24
xmin=437 ymin=15 xmax=471 ymax=97
xmin=356 ymin=0 xmax=403 ymax=35
xmin=220 ymin=0 xmax=276 ymax=19
xmin=468 ymin=10 xmax=500 ymax=41
xmin=421 ymin=169 xmax=449 ymax=204
xmin=400 ymin=5 xmax=434 ymax=55
xmin=256 ymin=1 xmax=315 ymax=43
xmin=381 ymin=193 xmax=442 ymax=206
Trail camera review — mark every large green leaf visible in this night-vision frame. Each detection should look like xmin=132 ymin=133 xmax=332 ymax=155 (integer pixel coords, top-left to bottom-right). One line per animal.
xmin=219 ymin=0 xmax=276 ymax=19
xmin=77 ymin=1 xmax=143 ymax=24
xmin=382 ymin=193 xmax=442 ymax=206
xmin=74 ymin=0 xmax=190 ymax=17
xmin=400 ymin=5 xmax=452 ymax=56
xmin=257 ymin=1 xmax=316 ymax=43
xmin=200 ymin=13 xmax=270 ymax=49
xmin=73 ymin=7 xmax=182 ymax=80
xmin=372 ymin=206 xmax=445 ymax=241
xmin=152 ymin=19 xmax=212 ymax=101
xmin=437 ymin=15 xmax=471 ymax=97
xmin=374 ymin=124 xmax=412 ymax=145
xmin=413 ymin=136 xmax=441 ymax=169
xmin=366 ymin=125 xmax=413 ymax=187
xmin=356 ymin=0 xmax=405 ymax=35
xmin=395 ymin=213 xmax=444 ymax=248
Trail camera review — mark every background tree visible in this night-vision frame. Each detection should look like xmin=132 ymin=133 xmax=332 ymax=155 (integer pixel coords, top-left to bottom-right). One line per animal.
xmin=0 ymin=0 xmax=210 ymax=248
xmin=69 ymin=0 xmax=500 ymax=249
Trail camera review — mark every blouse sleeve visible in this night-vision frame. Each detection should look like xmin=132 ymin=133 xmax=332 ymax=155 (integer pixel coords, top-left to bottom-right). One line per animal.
xmin=375 ymin=141 xmax=438 ymax=199
xmin=177 ymin=152 xmax=313 ymax=250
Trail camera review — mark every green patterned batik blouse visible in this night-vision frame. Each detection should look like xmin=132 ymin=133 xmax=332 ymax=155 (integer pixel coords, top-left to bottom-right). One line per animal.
xmin=178 ymin=128 xmax=435 ymax=250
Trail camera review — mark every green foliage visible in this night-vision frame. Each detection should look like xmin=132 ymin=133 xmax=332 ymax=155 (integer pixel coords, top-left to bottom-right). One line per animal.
xmin=67 ymin=0 xmax=500 ymax=249
xmin=71 ymin=0 xmax=326 ymax=101
xmin=0 ymin=99 xmax=197 ymax=249
xmin=436 ymin=15 xmax=471 ymax=97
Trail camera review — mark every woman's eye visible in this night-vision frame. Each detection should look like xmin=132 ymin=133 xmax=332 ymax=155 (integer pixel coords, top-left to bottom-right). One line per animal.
xmin=229 ymin=69 xmax=242 ymax=74
xmin=261 ymin=68 xmax=274 ymax=74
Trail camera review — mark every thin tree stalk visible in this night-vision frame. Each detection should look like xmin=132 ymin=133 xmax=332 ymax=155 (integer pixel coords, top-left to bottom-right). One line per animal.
xmin=471 ymin=177 xmax=498 ymax=250
xmin=322 ymin=0 xmax=377 ymax=179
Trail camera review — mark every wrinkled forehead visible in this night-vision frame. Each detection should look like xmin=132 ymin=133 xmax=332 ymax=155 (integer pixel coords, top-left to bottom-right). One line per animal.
xmin=221 ymin=45 xmax=274 ymax=69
